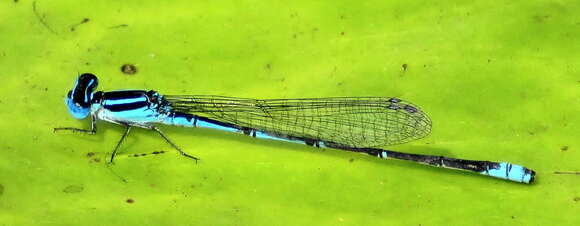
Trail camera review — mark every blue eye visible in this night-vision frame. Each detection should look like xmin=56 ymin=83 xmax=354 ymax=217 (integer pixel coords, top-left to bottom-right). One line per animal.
xmin=65 ymin=73 xmax=99 ymax=119
xmin=66 ymin=97 xmax=90 ymax=119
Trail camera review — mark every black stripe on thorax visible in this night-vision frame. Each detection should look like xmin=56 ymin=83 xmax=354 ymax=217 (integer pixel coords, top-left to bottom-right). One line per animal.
xmin=104 ymin=101 xmax=149 ymax=112
xmin=101 ymin=90 xmax=152 ymax=112
xmin=103 ymin=90 xmax=148 ymax=100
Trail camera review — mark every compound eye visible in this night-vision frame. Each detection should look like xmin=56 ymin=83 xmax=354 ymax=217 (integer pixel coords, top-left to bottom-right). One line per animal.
xmin=71 ymin=73 xmax=99 ymax=108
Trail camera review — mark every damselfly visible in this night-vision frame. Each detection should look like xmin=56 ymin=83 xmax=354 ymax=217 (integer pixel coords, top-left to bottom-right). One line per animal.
xmin=55 ymin=73 xmax=535 ymax=184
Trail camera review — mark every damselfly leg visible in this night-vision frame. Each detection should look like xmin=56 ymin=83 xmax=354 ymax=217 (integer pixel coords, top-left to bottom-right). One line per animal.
xmin=152 ymin=126 xmax=200 ymax=162
xmin=109 ymin=125 xmax=131 ymax=164
xmin=55 ymin=116 xmax=198 ymax=163
xmin=53 ymin=115 xmax=97 ymax=134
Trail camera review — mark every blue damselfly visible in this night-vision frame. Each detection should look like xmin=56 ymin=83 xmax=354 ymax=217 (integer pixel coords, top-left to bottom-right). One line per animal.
xmin=55 ymin=73 xmax=535 ymax=184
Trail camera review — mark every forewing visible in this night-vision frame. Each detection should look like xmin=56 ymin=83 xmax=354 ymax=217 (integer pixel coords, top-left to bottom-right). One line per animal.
xmin=165 ymin=95 xmax=431 ymax=147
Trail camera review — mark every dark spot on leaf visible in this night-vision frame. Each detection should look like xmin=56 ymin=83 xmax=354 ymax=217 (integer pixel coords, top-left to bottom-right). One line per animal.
xmin=86 ymin=152 xmax=95 ymax=157
xmin=561 ymin=146 xmax=569 ymax=151
xmin=554 ymin=171 xmax=580 ymax=175
xmin=121 ymin=64 xmax=137 ymax=75
xmin=340 ymin=32 xmax=345 ymax=36
xmin=63 ymin=185 xmax=84 ymax=193
xmin=109 ymin=24 xmax=129 ymax=29
xmin=70 ymin=18 xmax=90 ymax=31
xmin=402 ymin=64 xmax=408 ymax=71
xmin=574 ymin=197 xmax=580 ymax=202
xmin=533 ymin=15 xmax=550 ymax=23
xmin=349 ymin=158 xmax=354 ymax=163
xmin=126 ymin=198 xmax=134 ymax=204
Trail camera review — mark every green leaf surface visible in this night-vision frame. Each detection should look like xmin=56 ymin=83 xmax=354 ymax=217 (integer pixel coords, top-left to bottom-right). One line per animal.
xmin=1 ymin=0 xmax=579 ymax=225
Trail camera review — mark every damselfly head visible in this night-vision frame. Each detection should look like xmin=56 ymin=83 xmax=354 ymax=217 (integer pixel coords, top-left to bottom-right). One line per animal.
xmin=65 ymin=73 xmax=99 ymax=119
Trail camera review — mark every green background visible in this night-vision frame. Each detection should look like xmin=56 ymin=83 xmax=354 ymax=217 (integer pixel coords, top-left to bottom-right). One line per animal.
xmin=1 ymin=0 xmax=579 ymax=225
